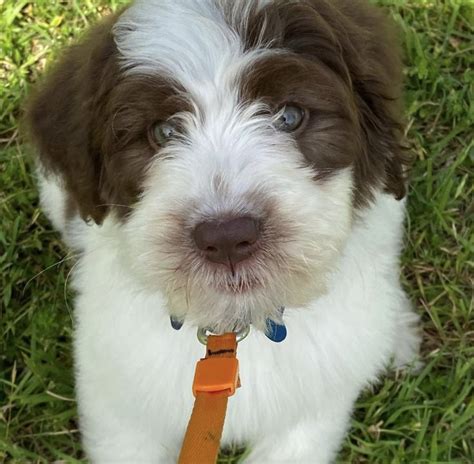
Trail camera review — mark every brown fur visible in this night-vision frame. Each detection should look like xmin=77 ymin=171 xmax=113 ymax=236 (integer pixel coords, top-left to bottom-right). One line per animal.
xmin=26 ymin=14 xmax=186 ymax=223
xmin=26 ymin=15 xmax=120 ymax=223
xmin=239 ymin=0 xmax=409 ymax=206
xmin=26 ymin=0 xmax=408 ymax=223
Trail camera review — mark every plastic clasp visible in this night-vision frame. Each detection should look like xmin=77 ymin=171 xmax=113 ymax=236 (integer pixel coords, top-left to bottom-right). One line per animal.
xmin=192 ymin=357 xmax=239 ymax=397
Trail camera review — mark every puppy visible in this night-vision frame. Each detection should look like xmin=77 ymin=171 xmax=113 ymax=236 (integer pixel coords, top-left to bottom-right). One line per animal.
xmin=27 ymin=0 xmax=421 ymax=462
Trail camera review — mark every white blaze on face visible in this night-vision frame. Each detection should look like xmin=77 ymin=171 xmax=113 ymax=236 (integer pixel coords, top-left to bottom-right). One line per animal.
xmin=116 ymin=0 xmax=355 ymax=332
xmin=114 ymin=0 xmax=242 ymax=89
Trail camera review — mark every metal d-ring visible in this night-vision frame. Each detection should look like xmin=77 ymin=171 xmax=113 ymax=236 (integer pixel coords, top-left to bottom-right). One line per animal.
xmin=197 ymin=325 xmax=250 ymax=345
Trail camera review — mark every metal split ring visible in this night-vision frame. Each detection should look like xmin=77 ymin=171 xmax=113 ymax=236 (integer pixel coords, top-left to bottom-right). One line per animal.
xmin=197 ymin=325 xmax=250 ymax=345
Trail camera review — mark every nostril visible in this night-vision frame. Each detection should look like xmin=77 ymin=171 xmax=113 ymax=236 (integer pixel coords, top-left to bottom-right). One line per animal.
xmin=236 ymin=241 xmax=252 ymax=249
xmin=206 ymin=246 xmax=218 ymax=252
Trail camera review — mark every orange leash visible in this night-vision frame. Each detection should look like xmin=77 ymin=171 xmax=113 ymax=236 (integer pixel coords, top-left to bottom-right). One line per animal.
xmin=178 ymin=333 xmax=240 ymax=464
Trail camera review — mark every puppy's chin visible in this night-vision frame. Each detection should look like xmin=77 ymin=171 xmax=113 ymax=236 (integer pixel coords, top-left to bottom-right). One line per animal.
xmin=159 ymin=264 xmax=331 ymax=333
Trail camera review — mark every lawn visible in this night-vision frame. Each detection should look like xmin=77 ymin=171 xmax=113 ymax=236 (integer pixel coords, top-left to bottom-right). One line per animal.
xmin=0 ymin=0 xmax=472 ymax=462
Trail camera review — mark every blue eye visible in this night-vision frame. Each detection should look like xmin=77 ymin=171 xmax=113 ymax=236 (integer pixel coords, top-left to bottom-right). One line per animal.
xmin=274 ymin=105 xmax=305 ymax=132
xmin=151 ymin=121 xmax=176 ymax=145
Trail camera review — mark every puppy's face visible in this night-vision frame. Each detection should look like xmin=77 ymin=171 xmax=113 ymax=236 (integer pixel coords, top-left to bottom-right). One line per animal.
xmin=28 ymin=0 xmax=407 ymax=332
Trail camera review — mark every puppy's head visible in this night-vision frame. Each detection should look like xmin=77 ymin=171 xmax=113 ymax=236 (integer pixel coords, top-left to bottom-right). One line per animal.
xmin=27 ymin=0 xmax=408 ymax=332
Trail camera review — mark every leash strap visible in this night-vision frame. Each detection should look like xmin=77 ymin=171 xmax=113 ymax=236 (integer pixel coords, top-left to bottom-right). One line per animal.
xmin=178 ymin=333 xmax=239 ymax=464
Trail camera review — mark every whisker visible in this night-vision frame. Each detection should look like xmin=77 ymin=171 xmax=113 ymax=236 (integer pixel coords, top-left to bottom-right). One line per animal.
xmin=22 ymin=252 xmax=78 ymax=295
xmin=96 ymin=203 xmax=136 ymax=210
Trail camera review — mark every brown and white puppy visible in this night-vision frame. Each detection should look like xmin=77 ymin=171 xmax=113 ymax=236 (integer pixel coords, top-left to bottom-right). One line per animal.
xmin=27 ymin=0 xmax=420 ymax=462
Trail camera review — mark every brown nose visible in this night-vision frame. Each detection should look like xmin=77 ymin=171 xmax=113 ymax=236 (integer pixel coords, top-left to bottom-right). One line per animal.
xmin=193 ymin=217 xmax=259 ymax=267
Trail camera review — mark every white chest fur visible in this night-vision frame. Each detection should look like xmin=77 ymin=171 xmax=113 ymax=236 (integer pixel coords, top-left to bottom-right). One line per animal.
xmin=61 ymin=191 xmax=415 ymax=463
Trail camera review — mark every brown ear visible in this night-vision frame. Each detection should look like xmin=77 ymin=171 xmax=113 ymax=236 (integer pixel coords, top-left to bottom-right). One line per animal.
xmin=26 ymin=14 xmax=120 ymax=224
xmin=354 ymin=86 xmax=409 ymax=202
xmin=276 ymin=0 xmax=410 ymax=205
xmin=334 ymin=1 xmax=410 ymax=203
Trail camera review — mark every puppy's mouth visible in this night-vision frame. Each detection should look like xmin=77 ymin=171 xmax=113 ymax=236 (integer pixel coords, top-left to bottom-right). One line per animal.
xmin=197 ymin=256 xmax=265 ymax=294
xmin=215 ymin=271 xmax=264 ymax=294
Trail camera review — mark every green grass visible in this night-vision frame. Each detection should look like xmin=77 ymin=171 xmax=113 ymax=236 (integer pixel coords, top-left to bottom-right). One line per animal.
xmin=1 ymin=0 xmax=473 ymax=462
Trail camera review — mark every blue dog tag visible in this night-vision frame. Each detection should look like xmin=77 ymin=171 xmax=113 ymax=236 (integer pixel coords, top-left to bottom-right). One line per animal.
xmin=265 ymin=307 xmax=287 ymax=342
xmin=170 ymin=316 xmax=184 ymax=330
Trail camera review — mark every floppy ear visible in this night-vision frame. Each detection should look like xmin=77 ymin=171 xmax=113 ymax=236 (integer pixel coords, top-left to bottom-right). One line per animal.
xmin=335 ymin=2 xmax=410 ymax=202
xmin=277 ymin=0 xmax=409 ymax=205
xmin=26 ymin=15 xmax=119 ymax=224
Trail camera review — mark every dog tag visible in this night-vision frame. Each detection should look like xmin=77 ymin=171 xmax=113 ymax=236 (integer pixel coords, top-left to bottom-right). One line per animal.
xmin=170 ymin=316 xmax=184 ymax=330
xmin=265 ymin=307 xmax=287 ymax=342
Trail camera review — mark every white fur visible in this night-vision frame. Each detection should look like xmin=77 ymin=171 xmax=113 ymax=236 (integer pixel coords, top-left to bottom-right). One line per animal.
xmin=114 ymin=0 xmax=272 ymax=92
xmin=38 ymin=0 xmax=421 ymax=462
xmin=42 ymin=180 xmax=420 ymax=463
